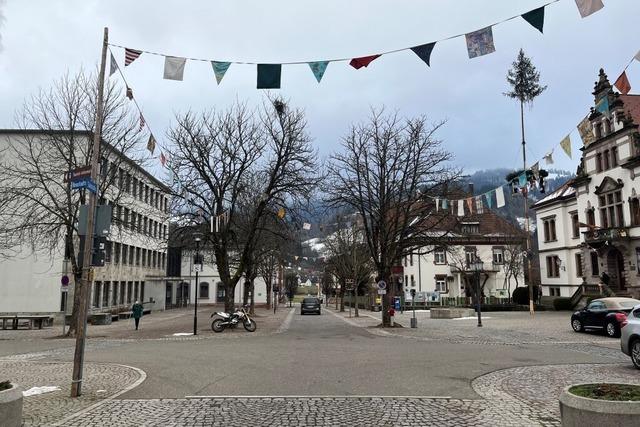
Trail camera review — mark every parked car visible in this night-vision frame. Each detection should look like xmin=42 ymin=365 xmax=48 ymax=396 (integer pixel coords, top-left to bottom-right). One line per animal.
xmin=571 ymin=297 xmax=640 ymax=338
xmin=301 ymin=297 xmax=321 ymax=315
xmin=621 ymin=303 xmax=640 ymax=369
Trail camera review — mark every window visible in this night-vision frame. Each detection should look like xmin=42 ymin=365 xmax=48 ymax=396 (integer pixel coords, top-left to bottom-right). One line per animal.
xmin=603 ymin=118 xmax=611 ymax=135
xmin=465 ymin=247 xmax=477 ymax=266
xmin=587 ymin=300 xmax=606 ymax=311
xmin=571 ymin=213 xmax=580 ymax=238
xmin=631 ymin=199 xmax=640 ymax=226
xmin=595 ymin=122 xmax=602 ymax=139
xmin=587 ymin=209 xmax=596 ymax=227
xmin=122 ymin=245 xmax=128 ymax=265
xmin=461 ymin=223 xmax=480 ymax=234
xmin=132 ymin=178 xmax=137 ymax=197
xmin=575 ymin=253 xmax=583 ymax=277
xmin=596 ymin=153 xmax=603 ymax=173
xmin=410 ymin=275 xmax=415 ymax=287
xmin=546 ymin=256 xmax=560 ymax=278
xmin=492 ymin=247 xmax=504 ymax=264
xmin=119 ymin=282 xmax=126 ymax=304
xmin=140 ymin=282 xmax=145 ymax=302
xmin=118 ymin=168 xmax=124 ymax=188
xmin=603 ymin=150 xmax=610 ymax=170
xmin=103 ymin=281 xmax=110 ymax=307
xmin=543 ymin=217 xmax=557 ymax=242
xmin=434 ymin=248 xmax=446 ymax=265
xmin=136 ymin=247 xmax=141 ymax=266
xmin=93 ymin=281 xmax=101 ymax=308
xmin=139 ymin=181 xmax=144 ymax=200
xmin=112 ymin=283 xmax=118 ymax=306
xmin=435 ymin=275 xmax=447 ymax=293
xmin=200 ymin=282 xmax=210 ymax=298
xmin=611 ymin=146 xmax=618 ymax=167
xmin=142 ymin=249 xmax=147 ymax=268
xmin=127 ymin=281 xmax=133 ymax=303
xmin=590 ymin=252 xmax=600 ymax=276
xmin=125 ymin=173 xmax=131 ymax=193
xmin=598 ymin=190 xmax=624 ymax=228
xmin=143 ymin=217 xmax=148 ymax=235
xmin=129 ymin=245 xmax=134 ymax=265
xmin=114 ymin=242 xmax=121 ymax=264
xmin=123 ymin=207 xmax=130 ymax=228
xmin=134 ymin=282 xmax=139 ymax=301
xmin=549 ymin=287 xmax=561 ymax=297
xmin=409 ymin=253 xmax=413 ymax=266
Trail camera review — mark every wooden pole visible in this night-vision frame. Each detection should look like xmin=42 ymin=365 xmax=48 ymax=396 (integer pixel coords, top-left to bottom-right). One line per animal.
xmin=71 ymin=27 xmax=108 ymax=398
xmin=521 ymin=101 xmax=535 ymax=316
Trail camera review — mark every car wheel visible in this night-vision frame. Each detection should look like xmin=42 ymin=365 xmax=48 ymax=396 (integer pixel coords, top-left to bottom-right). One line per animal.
xmin=605 ymin=321 xmax=620 ymax=338
xmin=571 ymin=319 xmax=584 ymax=332
xmin=631 ymin=339 xmax=640 ymax=370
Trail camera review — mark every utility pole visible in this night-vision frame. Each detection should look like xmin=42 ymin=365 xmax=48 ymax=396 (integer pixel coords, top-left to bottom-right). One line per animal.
xmin=71 ymin=27 xmax=108 ymax=398
xmin=521 ymin=101 xmax=535 ymax=316
xmin=193 ymin=235 xmax=201 ymax=335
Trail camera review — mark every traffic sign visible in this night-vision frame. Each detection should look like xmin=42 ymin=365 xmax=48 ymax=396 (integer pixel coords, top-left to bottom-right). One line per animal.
xmin=377 ymin=289 xmax=387 ymax=295
xmin=64 ymin=165 xmax=92 ymax=183
xmin=71 ymin=178 xmax=97 ymax=194
xmin=194 ymin=264 xmax=203 ymax=272
xmin=377 ymin=280 xmax=387 ymax=290
xmin=61 ymin=275 xmax=70 ymax=286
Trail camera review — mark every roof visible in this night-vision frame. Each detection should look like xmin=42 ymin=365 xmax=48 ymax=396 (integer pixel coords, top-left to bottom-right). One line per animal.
xmin=0 ymin=129 xmax=171 ymax=193
xmin=531 ymin=179 xmax=576 ymax=210
xmin=620 ymin=94 xmax=640 ymax=125
xmin=418 ymin=206 xmax=525 ymax=239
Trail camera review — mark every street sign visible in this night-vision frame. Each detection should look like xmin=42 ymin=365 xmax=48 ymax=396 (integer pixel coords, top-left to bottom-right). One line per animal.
xmin=60 ymin=286 xmax=69 ymax=293
xmin=377 ymin=280 xmax=387 ymax=290
xmin=377 ymin=289 xmax=387 ymax=295
xmin=61 ymin=275 xmax=70 ymax=286
xmin=71 ymin=178 xmax=97 ymax=194
xmin=194 ymin=264 xmax=203 ymax=272
xmin=64 ymin=165 xmax=92 ymax=183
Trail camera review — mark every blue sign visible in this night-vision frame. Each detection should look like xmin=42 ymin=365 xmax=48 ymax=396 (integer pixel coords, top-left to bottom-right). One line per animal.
xmin=394 ymin=297 xmax=401 ymax=310
xmin=71 ymin=178 xmax=97 ymax=194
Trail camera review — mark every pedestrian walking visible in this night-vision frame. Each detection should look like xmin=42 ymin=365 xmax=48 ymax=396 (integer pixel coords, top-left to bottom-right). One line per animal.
xmin=132 ymin=300 xmax=143 ymax=330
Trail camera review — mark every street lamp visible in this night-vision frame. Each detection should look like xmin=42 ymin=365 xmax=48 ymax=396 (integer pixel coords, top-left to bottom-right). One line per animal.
xmin=471 ymin=258 xmax=483 ymax=327
xmin=193 ymin=233 xmax=203 ymax=335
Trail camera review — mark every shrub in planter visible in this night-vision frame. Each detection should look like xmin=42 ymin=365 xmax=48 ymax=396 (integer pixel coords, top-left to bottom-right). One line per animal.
xmin=0 ymin=380 xmax=23 ymax=427
xmin=560 ymin=383 xmax=640 ymax=427
xmin=553 ymin=297 xmax=573 ymax=311
xmin=512 ymin=286 xmax=539 ymax=305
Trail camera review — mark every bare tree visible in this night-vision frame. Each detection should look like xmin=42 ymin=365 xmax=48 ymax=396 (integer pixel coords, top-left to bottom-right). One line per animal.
xmin=503 ymin=243 xmax=524 ymax=300
xmin=320 ymin=267 xmax=335 ymax=308
xmin=446 ymin=249 xmax=489 ymax=303
xmin=326 ymin=110 xmax=457 ymax=326
xmin=167 ymin=98 xmax=319 ymax=312
xmin=0 ymin=70 xmax=148 ymax=336
xmin=284 ymin=271 xmax=298 ymax=308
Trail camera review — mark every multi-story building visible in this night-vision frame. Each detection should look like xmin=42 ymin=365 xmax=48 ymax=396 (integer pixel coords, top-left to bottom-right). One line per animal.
xmin=533 ymin=69 xmax=640 ymax=299
xmin=0 ymin=129 xmax=171 ymax=316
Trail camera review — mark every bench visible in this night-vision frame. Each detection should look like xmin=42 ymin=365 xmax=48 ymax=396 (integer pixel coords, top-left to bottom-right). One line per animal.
xmin=0 ymin=315 xmax=54 ymax=330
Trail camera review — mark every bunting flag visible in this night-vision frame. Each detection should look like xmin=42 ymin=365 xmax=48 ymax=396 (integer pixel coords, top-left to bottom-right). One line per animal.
xmin=139 ymin=113 xmax=146 ymax=131
xmin=595 ymin=96 xmax=609 ymax=114
xmin=577 ymin=116 xmax=595 ymax=145
xmin=160 ymin=151 xmax=167 ymax=167
xmin=574 ymin=0 xmax=604 ymax=18
xmin=518 ymin=172 xmax=527 ymax=187
xmin=531 ymin=162 xmax=540 ymax=179
xmin=211 ymin=61 xmax=231 ymax=85
xmin=465 ymin=197 xmax=474 ymax=214
xmin=544 ymin=150 xmax=554 ymax=165
xmin=457 ymin=200 xmax=465 ymax=217
xmin=496 ymin=187 xmax=505 ymax=208
xmin=308 ymin=61 xmax=329 ymax=83
xmin=465 ymin=26 xmax=495 ymax=59
xmin=635 ymin=50 xmax=640 ymax=62
xmin=277 ymin=207 xmax=286 ymax=219
xmin=294 ymin=256 xmax=299 ymax=261
xmin=303 ymin=223 xmax=312 ymax=230
xmin=164 ymin=56 xmax=187 ymax=81
xmin=124 ymin=48 xmax=142 ymax=66
xmin=257 ymin=64 xmax=282 ymax=89
xmin=435 ymin=198 xmax=440 ymax=212
xmin=560 ymin=134 xmax=572 ymax=158
xmin=349 ymin=55 xmax=380 ymax=69
xmin=485 ymin=191 xmax=493 ymax=209
xmin=475 ymin=195 xmax=483 ymax=214
xmin=147 ymin=135 xmax=156 ymax=154
xmin=109 ymin=53 xmax=118 ymax=77
xmin=522 ymin=6 xmax=545 ymax=33
xmin=410 ymin=42 xmax=436 ymax=67
xmin=126 ymin=86 xmax=133 ymax=100
xmin=614 ymin=71 xmax=631 ymax=95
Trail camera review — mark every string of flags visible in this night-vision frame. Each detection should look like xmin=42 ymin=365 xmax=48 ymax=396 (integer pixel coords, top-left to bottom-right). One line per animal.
xmin=109 ymin=0 xmax=608 ymax=90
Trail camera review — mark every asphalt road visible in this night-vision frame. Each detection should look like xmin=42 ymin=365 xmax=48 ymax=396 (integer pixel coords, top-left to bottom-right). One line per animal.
xmin=51 ymin=304 xmax=615 ymax=399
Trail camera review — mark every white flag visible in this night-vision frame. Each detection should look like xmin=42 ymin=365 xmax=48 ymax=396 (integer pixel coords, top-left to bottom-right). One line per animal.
xmin=496 ymin=187 xmax=505 ymax=208
xmin=163 ymin=56 xmax=187 ymax=81
xmin=303 ymin=223 xmax=311 ymax=230
xmin=457 ymin=200 xmax=465 ymax=217
xmin=435 ymin=198 xmax=440 ymax=212
xmin=574 ymin=0 xmax=604 ymax=18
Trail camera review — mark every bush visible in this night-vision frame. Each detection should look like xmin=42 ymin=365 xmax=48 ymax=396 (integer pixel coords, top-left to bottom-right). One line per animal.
xmin=553 ymin=297 xmax=573 ymax=311
xmin=0 ymin=380 xmax=11 ymax=391
xmin=512 ymin=286 xmax=538 ymax=305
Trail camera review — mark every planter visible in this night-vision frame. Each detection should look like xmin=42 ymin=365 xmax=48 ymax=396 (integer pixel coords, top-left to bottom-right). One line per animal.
xmin=559 ymin=383 xmax=640 ymax=427
xmin=0 ymin=383 xmax=23 ymax=427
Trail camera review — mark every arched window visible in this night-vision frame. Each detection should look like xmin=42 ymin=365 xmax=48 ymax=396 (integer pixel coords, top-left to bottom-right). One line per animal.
xmin=603 ymin=150 xmax=610 ymax=170
xmin=596 ymin=153 xmax=603 ymax=172
xmin=603 ymin=118 xmax=611 ymax=135
xmin=595 ymin=123 xmax=602 ymax=139
xmin=611 ymin=146 xmax=618 ymax=167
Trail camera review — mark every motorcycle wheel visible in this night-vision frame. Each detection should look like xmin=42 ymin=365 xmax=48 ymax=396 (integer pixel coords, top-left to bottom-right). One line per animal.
xmin=243 ymin=319 xmax=257 ymax=332
xmin=212 ymin=318 xmax=225 ymax=333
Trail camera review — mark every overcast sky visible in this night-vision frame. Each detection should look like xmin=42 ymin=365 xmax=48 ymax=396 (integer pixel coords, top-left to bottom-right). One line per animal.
xmin=1 ymin=0 xmax=639 ymax=177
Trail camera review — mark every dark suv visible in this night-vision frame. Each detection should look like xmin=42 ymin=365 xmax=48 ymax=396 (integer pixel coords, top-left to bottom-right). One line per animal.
xmin=301 ymin=297 xmax=321 ymax=315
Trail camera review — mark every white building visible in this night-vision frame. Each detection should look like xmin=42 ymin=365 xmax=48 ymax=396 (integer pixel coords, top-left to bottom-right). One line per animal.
xmin=0 ymin=130 xmax=170 ymax=315
xmin=533 ymin=69 xmax=640 ymax=299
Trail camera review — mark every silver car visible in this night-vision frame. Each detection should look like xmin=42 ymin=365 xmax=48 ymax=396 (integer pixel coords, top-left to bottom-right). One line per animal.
xmin=621 ymin=303 xmax=640 ymax=369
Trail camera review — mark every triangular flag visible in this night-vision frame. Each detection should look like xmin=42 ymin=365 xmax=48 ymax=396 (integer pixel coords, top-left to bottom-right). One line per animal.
xmin=485 ymin=191 xmax=493 ymax=209
xmin=277 ymin=207 xmax=286 ymax=219
xmin=465 ymin=27 xmax=496 ymax=59
xmin=308 ymin=61 xmax=329 ymax=83
xmin=466 ymin=197 xmax=474 ymax=214
xmin=294 ymin=256 xmax=299 ymax=261
xmin=544 ymin=150 xmax=554 ymax=165
xmin=160 ymin=152 xmax=167 ymax=167
xmin=147 ymin=135 xmax=156 ymax=154
xmin=124 ymin=48 xmax=142 ymax=66
xmin=635 ymin=50 xmax=640 ymax=62
xmin=522 ymin=6 xmax=545 ymax=33
xmin=211 ymin=61 xmax=231 ymax=85
xmin=164 ymin=56 xmax=187 ymax=81
xmin=614 ymin=71 xmax=631 ymax=95
xmin=577 ymin=116 xmax=595 ymax=145
xmin=457 ymin=200 xmax=465 ymax=217
xmin=410 ymin=42 xmax=436 ymax=67
xmin=496 ymin=187 xmax=505 ymax=208
xmin=574 ymin=0 xmax=604 ymax=18
xmin=109 ymin=53 xmax=118 ymax=77
xmin=560 ymin=134 xmax=572 ymax=159
xmin=126 ymin=86 xmax=133 ymax=100
xmin=139 ymin=113 xmax=145 ymax=131
xmin=257 ymin=64 xmax=282 ymax=89
xmin=349 ymin=55 xmax=380 ymax=69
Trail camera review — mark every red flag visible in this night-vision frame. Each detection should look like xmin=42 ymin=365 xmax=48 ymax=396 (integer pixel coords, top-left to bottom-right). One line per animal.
xmin=615 ymin=71 xmax=631 ymax=95
xmin=125 ymin=48 xmax=142 ymax=66
xmin=139 ymin=113 xmax=146 ymax=131
xmin=160 ymin=152 xmax=167 ymax=167
xmin=349 ymin=55 xmax=381 ymax=70
xmin=126 ymin=86 xmax=133 ymax=100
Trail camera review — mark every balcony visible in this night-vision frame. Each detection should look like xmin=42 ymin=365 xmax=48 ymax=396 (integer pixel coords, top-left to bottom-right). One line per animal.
xmin=583 ymin=227 xmax=630 ymax=245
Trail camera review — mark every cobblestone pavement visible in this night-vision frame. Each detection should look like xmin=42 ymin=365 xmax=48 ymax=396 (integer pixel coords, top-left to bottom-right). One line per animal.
xmin=58 ymin=363 xmax=640 ymax=427
xmin=0 ymin=360 xmax=143 ymax=426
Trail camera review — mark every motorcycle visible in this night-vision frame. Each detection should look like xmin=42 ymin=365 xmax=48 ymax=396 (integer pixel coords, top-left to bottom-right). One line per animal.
xmin=211 ymin=305 xmax=257 ymax=333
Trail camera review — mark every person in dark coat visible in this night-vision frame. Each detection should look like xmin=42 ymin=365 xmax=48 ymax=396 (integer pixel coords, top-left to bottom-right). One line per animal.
xmin=132 ymin=300 xmax=143 ymax=330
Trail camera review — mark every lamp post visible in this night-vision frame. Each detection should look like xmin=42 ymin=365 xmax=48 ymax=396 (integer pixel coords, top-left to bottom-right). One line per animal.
xmin=472 ymin=258 xmax=483 ymax=327
xmin=193 ymin=233 xmax=202 ymax=335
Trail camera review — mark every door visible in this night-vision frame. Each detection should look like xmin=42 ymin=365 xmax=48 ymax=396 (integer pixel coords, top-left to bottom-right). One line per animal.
xmin=606 ymin=248 xmax=626 ymax=291
xmin=584 ymin=300 xmax=607 ymax=328
xmin=165 ymin=283 xmax=173 ymax=309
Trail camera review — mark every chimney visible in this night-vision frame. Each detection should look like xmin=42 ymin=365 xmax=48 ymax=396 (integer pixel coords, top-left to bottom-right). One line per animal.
xmin=468 ymin=182 xmax=474 ymax=196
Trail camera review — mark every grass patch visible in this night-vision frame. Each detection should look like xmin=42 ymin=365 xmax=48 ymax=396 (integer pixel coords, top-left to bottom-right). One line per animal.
xmin=569 ymin=384 xmax=640 ymax=401
xmin=0 ymin=381 xmax=12 ymax=391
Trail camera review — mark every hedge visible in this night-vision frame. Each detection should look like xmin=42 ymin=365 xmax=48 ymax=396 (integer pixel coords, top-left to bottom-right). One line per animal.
xmin=553 ymin=297 xmax=573 ymax=311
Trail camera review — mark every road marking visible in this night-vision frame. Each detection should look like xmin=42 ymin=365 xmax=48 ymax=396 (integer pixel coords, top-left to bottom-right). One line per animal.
xmin=275 ymin=308 xmax=296 ymax=334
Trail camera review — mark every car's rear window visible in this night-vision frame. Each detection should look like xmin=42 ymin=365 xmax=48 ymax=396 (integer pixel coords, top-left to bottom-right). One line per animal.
xmin=616 ymin=299 xmax=640 ymax=308
xmin=303 ymin=298 xmax=318 ymax=303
